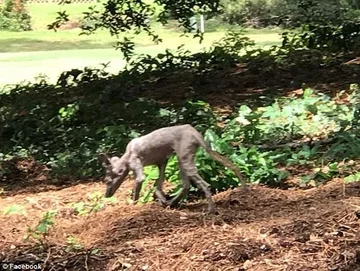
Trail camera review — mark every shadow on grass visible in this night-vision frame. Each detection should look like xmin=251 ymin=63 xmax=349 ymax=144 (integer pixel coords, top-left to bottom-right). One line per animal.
xmin=0 ymin=38 xmax=117 ymax=53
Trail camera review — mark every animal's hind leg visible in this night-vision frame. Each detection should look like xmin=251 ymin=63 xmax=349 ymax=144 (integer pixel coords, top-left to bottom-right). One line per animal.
xmin=190 ymin=172 xmax=216 ymax=213
xmin=175 ymin=140 xmax=216 ymax=213
xmin=167 ymin=168 xmax=190 ymax=208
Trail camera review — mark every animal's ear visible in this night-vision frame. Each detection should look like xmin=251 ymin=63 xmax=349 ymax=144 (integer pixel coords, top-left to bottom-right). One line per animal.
xmin=98 ymin=153 xmax=111 ymax=168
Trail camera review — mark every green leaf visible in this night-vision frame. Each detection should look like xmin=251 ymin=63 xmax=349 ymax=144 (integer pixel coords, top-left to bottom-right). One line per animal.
xmin=303 ymin=88 xmax=313 ymax=98
xmin=3 ymin=204 xmax=24 ymax=215
xmin=36 ymin=223 xmax=48 ymax=234
xmin=344 ymin=173 xmax=360 ymax=183
xmin=103 ymin=196 xmax=117 ymax=204
xmin=144 ymin=166 xmax=159 ymax=180
xmin=91 ymin=248 xmax=100 ymax=255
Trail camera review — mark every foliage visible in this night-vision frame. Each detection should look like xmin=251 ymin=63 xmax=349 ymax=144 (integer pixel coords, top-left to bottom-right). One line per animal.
xmin=200 ymin=129 xmax=289 ymax=188
xmin=48 ymin=0 xmax=221 ymax=58
xmin=219 ymin=0 xmax=277 ymax=27
xmin=223 ymin=88 xmax=355 ymax=145
xmin=218 ymin=0 xmax=359 ymax=28
xmin=69 ymin=192 xmax=117 ymax=216
xmin=1 ymin=28 xmax=360 ymax=203
xmin=65 ymin=235 xmax=83 ymax=252
xmin=281 ymin=21 xmax=360 ymax=53
xmin=43 ymin=0 xmax=360 ymax=61
xmin=0 ymin=0 xmax=31 ymax=31
xmin=3 ymin=204 xmax=25 ymax=215
xmin=0 ymin=36 xmax=245 ymax=180
xmin=24 ymin=210 xmax=57 ymax=248
xmin=137 ymin=84 xmax=360 ymax=199
xmin=222 ymin=84 xmax=360 ymax=186
xmin=279 ymin=0 xmax=349 ymax=27
xmin=344 ymin=171 xmax=360 ymax=183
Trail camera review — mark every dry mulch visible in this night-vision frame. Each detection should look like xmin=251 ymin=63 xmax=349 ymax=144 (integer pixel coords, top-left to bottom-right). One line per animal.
xmin=0 ymin=178 xmax=360 ymax=271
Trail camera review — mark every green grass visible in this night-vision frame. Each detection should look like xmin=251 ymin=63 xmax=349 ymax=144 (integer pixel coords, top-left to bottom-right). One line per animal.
xmin=0 ymin=30 xmax=121 ymax=52
xmin=0 ymin=28 xmax=281 ymax=52
xmin=0 ymin=2 xmax=282 ymax=53
xmin=0 ymin=31 xmax=281 ymax=86
xmin=0 ymin=3 xmax=282 ymax=86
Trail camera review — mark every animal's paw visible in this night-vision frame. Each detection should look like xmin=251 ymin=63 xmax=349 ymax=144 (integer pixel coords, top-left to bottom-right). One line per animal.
xmin=207 ymin=206 xmax=218 ymax=215
xmin=241 ymin=185 xmax=251 ymax=193
xmin=155 ymin=199 xmax=168 ymax=207
xmin=167 ymin=200 xmax=179 ymax=208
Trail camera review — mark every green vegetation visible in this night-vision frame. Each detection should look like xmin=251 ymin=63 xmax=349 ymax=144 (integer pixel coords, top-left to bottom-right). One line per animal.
xmin=0 ymin=0 xmax=360 ymax=204
xmin=0 ymin=32 xmax=280 ymax=87
xmin=28 ymin=2 xmax=94 ymax=30
xmin=1 ymin=23 xmax=360 ymax=201
xmin=24 ymin=210 xmax=57 ymax=248
xmin=0 ymin=27 xmax=281 ymax=53
xmin=0 ymin=1 xmax=283 ymax=53
xmin=0 ymin=0 xmax=31 ymax=31
xmin=219 ymin=0 xmax=360 ymax=28
xmin=0 ymin=3 xmax=281 ymax=87
xmin=3 ymin=204 xmax=25 ymax=215
xmin=1 ymin=0 xmax=360 ymax=269
xmin=69 ymin=192 xmax=117 ymax=216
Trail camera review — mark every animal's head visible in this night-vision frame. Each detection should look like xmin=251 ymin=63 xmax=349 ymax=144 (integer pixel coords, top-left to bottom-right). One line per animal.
xmin=98 ymin=153 xmax=129 ymax=198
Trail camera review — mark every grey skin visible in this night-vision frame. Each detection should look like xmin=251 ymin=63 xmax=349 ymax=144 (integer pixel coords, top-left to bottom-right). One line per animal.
xmin=98 ymin=124 xmax=248 ymax=213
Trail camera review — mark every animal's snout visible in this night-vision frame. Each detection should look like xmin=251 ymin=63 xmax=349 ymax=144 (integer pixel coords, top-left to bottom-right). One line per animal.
xmin=105 ymin=186 xmax=114 ymax=198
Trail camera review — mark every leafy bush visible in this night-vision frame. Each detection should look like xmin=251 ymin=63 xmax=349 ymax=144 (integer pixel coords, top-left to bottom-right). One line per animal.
xmin=0 ymin=0 xmax=31 ymax=31
xmin=218 ymin=0 xmax=358 ymax=28
xmin=0 ymin=52 xmax=221 ymax=180
xmin=219 ymin=0 xmax=275 ymax=27
xmin=280 ymin=0 xmax=349 ymax=27
xmin=0 ymin=33 xmax=246 ymax=194
xmin=1 ymin=29 xmax=360 ymax=203
xmin=281 ymin=21 xmax=360 ymax=53
xmin=223 ymin=88 xmax=356 ymax=145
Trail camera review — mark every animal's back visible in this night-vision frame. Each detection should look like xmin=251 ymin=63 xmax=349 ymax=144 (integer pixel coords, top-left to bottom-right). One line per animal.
xmin=128 ymin=125 xmax=197 ymax=165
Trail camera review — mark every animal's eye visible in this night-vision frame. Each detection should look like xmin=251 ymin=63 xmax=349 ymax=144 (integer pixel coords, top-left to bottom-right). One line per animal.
xmin=104 ymin=177 xmax=111 ymax=184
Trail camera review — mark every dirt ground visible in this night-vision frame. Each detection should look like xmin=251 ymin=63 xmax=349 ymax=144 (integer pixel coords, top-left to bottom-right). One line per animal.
xmin=1 ymin=177 xmax=360 ymax=271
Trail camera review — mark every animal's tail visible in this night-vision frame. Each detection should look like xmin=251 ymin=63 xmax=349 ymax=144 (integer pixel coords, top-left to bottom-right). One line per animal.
xmin=193 ymin=128 xmax=248 ymax=188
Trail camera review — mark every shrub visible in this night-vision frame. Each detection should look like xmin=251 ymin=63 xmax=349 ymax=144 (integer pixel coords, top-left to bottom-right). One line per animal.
xmin=0 ymin=0 xmax=31 ymax=31
xmin=218 ymin=0 xmax=357 ymax=28
xmin=1 ymin=30 xmax=360 ymax=202
xmin=219 ymin=0 xmax=276 ymax=27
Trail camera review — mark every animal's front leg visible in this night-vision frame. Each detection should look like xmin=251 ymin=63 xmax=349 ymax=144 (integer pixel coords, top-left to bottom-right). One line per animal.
xmin=132 ymin=159 xmax=145 ymax=203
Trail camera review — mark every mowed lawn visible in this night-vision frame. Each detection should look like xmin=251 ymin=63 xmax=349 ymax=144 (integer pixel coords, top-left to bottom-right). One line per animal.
xmin=0 ymin=3 xmax=282 ymax=86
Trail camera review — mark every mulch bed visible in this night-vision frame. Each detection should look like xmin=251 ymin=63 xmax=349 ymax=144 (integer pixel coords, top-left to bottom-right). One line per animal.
xmin=1 ymin=179 xmax=360 ymax=271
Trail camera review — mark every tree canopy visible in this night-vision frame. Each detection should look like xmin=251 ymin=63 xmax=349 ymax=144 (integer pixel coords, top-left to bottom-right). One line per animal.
xmin=46 ymin=0 xmax=360 ymax=59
